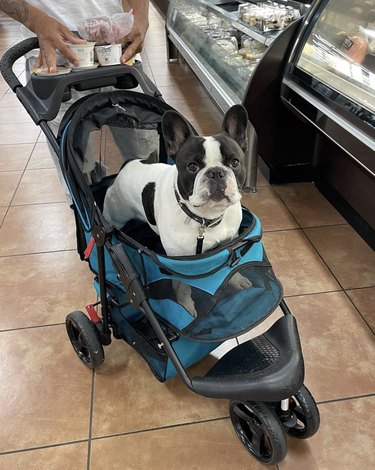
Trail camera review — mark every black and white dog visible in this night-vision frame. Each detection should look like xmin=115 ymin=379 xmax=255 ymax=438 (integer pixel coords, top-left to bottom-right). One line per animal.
xmin=103 ymin=104 xmax=248 ymax=257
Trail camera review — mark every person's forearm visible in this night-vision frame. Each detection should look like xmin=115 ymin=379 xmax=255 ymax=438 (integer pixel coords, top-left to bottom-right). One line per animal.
xmin=0 ymin=0 xmax=48 ymax=35
xmin=120 ymin=0 xmax=149 ymax=62
xmin=123 ymin=0 xmax=149 ymax=23
xmin=1 ymin=0 xmax=85 ymax=71
xmin=0 ymin=0 xmax=29 ymax=23
xmin=126 ymin=0 xmax=149 ymax=13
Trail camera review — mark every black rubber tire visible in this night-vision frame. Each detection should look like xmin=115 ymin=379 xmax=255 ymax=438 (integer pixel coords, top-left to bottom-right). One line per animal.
xmin=287 ymin=385 xmax=320 ymax=439
xmin=230 ymin=400 xmax=288 ymax=465
xmin=66 ymin=311 xmax=104 ymax=370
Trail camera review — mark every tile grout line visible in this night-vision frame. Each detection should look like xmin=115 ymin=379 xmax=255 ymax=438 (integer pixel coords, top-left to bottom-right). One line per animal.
xmin=301 ymin=228 xmax=346 ymax=288
xmin=2 ymin=200 xmax=69 ymax=208
xmin=0 ymin=439 xmax=89 ymax=457
xmin=0 ymin=393 xmax=373 ymax=458
xmin=0 ymin=166 xmax=57 ymax=171
xmin=317 ymin=392 xmax=375 ymax=406
xmin=0 ymin=247 xmax=78 ymax=260
xmin=261 ymin=224 xmax=348 ymax=235
xmin=283 ymin=286 xmax=375 ymax=300
xmin=140 ymin=48 xmax=157 ymax=85
xmin=297 ymin=226 xmax=375 ymax=335
xmin=342 ymin=290 xmax=375 ymax=336
xmin=252 ymin=186 xmax=375 ymax=329
xmin=257 ymin=184 xmax=308 ymax=236
xmin=10 ymin=199 xmax=68 ymax=207
xmin=0 ymin=322 xmax=65 ymax=334
xmin=266 ymin=183 xmax=349 ymax=233
xmin=90 ymin=415 xmax=231 ymax=443
xmin=86 ymin=370 xmax=95 ymax=470
xmin=252 ymin=187 xmax=375 ymax=333
xmin=345 ymin=285 xmax=375 ymax=292
xmin=0 ymin=139 xmax=38 ymax=231
xmin=75 ymin=390 xmax=375 ymax=444
xmin=297 ymin=222 xmax=348 ymax=230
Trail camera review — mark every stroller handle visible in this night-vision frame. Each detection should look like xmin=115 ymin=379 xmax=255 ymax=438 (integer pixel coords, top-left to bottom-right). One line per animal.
xmin=0 ymin=38 xmax=162 ymax=124
xmin=0 ymin=37 xmax=38 ymax=91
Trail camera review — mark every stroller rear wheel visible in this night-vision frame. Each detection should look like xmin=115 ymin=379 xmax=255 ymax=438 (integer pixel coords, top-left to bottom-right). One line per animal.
xmin=286 ymin=385 xmax=320 ymax=439
xmin=229 ymin=400 xmax=287 ymax=465
xmin=66 ymin=311 xmax=104 ymax=370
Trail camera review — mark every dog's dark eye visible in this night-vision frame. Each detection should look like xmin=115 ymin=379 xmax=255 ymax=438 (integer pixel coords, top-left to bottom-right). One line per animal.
xmin=188 ymin=162 xmax=198 ymax=173
xmin=230 ymin=158 xmax=240 ymax=168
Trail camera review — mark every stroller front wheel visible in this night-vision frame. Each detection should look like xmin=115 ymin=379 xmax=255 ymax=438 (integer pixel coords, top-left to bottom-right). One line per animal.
xmin=286 ymin=385 xmax=320 ymax=439
xmin=229 ymin=400 xmax=287 ymax=465
xmin=66 ymin=311 xmax=105 ymax=370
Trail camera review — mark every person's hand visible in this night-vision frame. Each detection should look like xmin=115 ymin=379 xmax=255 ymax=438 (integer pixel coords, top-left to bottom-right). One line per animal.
xmin=28 ymin=11 xmax=86 ymax=72
xmin=118 ymin=15 xmax=149 ymax=63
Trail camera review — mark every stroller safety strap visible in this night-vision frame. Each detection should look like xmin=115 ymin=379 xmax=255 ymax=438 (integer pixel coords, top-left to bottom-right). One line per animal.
xmin=84 ymin=237 xmax=96 ymax=260
xmin=109 ymin=243 xmax=148 ymax=309
xmin=174 ymin=188 xmax=224 ymax=254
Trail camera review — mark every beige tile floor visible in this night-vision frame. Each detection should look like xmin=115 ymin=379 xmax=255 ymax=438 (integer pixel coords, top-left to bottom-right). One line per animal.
xmin=0 ymin=5 xmax=374 ymax=470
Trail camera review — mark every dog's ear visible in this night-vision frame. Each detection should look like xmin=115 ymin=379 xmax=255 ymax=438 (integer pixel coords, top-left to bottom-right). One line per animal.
xmin=222 ymin=104 xmax=248 ymax=152
xmin=161 ymin=110 xmax=193 ymax=157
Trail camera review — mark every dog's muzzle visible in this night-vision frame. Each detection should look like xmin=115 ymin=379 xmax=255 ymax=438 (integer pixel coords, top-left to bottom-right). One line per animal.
xmin=205 ymin=166 xmax=237 ymax=201
xmin=204 ymin=167 xmax=225 ymax=199
xmin=189 ymin=165 xmax=242 ymax=207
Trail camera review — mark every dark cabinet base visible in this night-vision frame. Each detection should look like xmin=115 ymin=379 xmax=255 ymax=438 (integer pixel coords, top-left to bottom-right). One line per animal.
xmin=316 ymin=178 xmax=375 ymax=251
xmin=313 ymin=134 xmax=375 ymax=250
xmin=150 ymin=0 xmax=169 ymax=18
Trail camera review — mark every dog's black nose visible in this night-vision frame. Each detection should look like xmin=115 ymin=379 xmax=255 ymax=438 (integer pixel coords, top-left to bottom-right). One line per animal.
xmin=206 ymin=167 xmax=225 ymax=180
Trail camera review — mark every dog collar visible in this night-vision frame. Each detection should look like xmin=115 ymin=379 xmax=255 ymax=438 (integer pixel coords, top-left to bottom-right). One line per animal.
xmin=174 ymin=189 xmax=223 ymax=228
xmin=174 ymin=189 xmax=223 ymax=255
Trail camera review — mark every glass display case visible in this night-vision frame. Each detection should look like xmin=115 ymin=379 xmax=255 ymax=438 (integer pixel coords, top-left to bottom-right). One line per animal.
xmin=298 ymin=1 xmax=375 ymax=112
xmin=281 ymin=0 xmax=375 ymax=246
xmin=282 ymin=0 xmax=375 ymax=163
xmin=166 ymin=0 xmax=309 ymax=111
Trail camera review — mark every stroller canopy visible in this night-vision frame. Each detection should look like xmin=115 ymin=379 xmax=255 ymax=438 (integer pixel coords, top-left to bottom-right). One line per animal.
xmin=59 ymin=90 xmax=182 ymax=231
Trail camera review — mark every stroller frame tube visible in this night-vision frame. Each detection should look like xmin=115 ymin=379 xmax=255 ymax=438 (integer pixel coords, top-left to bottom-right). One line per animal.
xmin=140 ymin=301 xmax=194 ymax=390
xmin=108 ymin=242 xmax=194 ymax=390
xmin=97 ymin=243 xmax=112 ymax=346
xmin=39 ymin=121 xmax=61 ymax=155
xmin=279 ymin=298 xmax=292 ymax=316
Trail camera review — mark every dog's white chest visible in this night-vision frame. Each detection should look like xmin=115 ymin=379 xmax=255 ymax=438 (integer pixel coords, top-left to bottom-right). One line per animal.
xmin=157 ymin=201 xmax=242 ymax=256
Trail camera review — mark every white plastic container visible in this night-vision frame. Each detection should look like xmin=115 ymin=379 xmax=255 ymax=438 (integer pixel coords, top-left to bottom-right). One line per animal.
xmin=95 ymin=44 xmax=122 ymax=66
xmin=66 ymin=42 xmax=96 ymax=68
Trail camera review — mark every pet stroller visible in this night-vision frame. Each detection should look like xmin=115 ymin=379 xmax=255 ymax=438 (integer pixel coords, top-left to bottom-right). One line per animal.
xmin=1 ymin=38 xmax=320 ymax=465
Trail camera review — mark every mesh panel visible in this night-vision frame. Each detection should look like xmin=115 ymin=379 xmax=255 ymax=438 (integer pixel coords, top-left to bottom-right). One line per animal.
xmin=82 ymin=125 xmax=160 ymax=185
xmin=146 ymin=261 xmax=283 ymax=342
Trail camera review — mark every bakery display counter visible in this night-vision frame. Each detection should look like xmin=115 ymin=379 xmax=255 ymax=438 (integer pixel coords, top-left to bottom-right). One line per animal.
xmin=166 ymin=0 xmax=309 ymax=110
xmin=282 ymin=0 xmax=375 ymax=246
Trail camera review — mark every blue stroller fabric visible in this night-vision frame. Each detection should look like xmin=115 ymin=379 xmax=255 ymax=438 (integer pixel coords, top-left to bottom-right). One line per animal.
xmin=86 ymin=207 xmax=283 ymax=343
